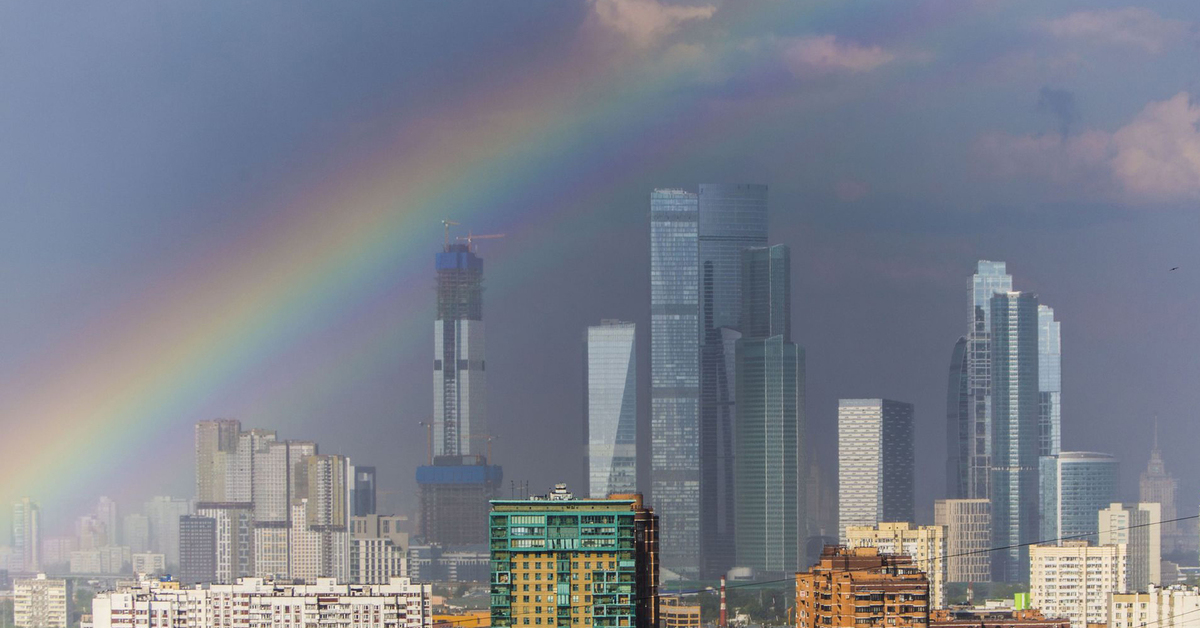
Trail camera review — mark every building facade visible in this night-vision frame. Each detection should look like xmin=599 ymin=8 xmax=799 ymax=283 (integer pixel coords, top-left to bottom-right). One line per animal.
xmin=489 ymin=486 xmax=659 ymax=628
xmin=1139 ymin=423 xmax=1181 ymax=552
xmin=1038 ymin=452 xmax=1119 ymax=544
xmin=144 ymin=496 xmax=191 ymax=570
xmin=1110 ymin=584 xmax=1200 ymax=628
xmin=837 ymin=399 xmax=914 ymax=541
xmin=649 ymin=188 xmax=701 ymax=577
xmin=659 ymin=597 xmax=700 ymax=628
xmin=844 ymin=523 xmax=947 ymax=608
xmin=933 ymin=499 xmax=991 ymax=583
xmin=1029 ymin=541 xmax=1127 ymax=628
xmin=354 ymin=466 xmax=378 ymax=517
xmin=930 ymin=609 xmax=1068 ymax=628
xmin=14 ymin=574 xmax=68 ymax=628
xmin=795 ymin=546 xmax=929 ymax=628
xmin=946 ymin=336 xmax=970 ymax=501
xmin=179 ymin=515 xmax=217 ymax=585
xmin=963 ymin=261 xmax=1014 ymax=501
xmin=989 ymin=291 xmax=1040 ymax=583
xmin=1099 ymin=502 xmax=1161 ymax=592
xmin=12 ymin=497 xmax=41 ymax=573
xmin=416 ymin=456 xmax=502 ymax=546
xmin=434 ymin=242 xmax=486 ymax=458
xmin=585 ymin=321 xmax=638 ymax=499
xmin=1037 ymin=306 xmax=1061 ymax=458
xmin=350 ymin=514 xmax=409 ymax=585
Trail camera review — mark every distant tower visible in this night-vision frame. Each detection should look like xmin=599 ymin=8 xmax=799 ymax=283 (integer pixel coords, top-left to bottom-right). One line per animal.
xmin=945 ymin=336 xmax=969 ymax=499
xmin=965 ymin=261 xmax=1013 ymax=500
xmin=1037 ymin=305 xmax=1061 ymax=457
xmin=11 ymin=497 xmax=41 ymax=573
xmin=434 ymin=241 xmax=486 ymax=458
xmin=585 ymin=320 xmax=638 ymax=498
xmin=1139 ymin=419 xmax=1180 ymax=551
xmin=837 ymin=399 xmax=914 ymax=541
xmin=1039 ymin=452 xmax=1119 ymax=544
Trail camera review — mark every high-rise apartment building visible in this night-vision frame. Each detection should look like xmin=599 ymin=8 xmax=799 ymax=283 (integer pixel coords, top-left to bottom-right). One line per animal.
xmin=989 ymin=290 xmax=1040 ymax=582
xmin=122 ymin=514 xmax=150 ymax=554
xmin=14 ymin=574 xmax=68 ymax=628
xmin=933 ymin=499 xmax=991 ymax=583
xmin=1099 ymin=502 xmax=1161 ymax=592
xmin=434 ymin=242 xmax=486 ymax=458
xmin=649 ymin=188 xmax=701 ymax=577
xmin=963 ymin=261 xmax=1014 ymax=500
xmin=12 ymin=497 xmax=41 ymax=573
xmin=178 ymin=515 xmax=217 ymax=585
xmin=1139 ymin=422 xmax=1180 ymax=551
xmin=194 ymin=503 xmax=254 ymax=584
xmin=837 ymin=399 xmax=914 ymax=541
xmin=734 ymin=244 xmax=803 ymax=575
xmin=1110 ymin=585 xmax=1200 ymax=628
xmin=195 ymin=419 xmax=242 ymax=502
xmin=95 ymin=497 xmax=120 ymax=546
xmin=1037 ymin=306 xmax=1061 ymax=458
xmin=795 ymin=546 xmax=930 ymax=628
xmin=698 ymin=184 xmax=768 ymax=577
xmin=489 ymin=485 xmax=659 ymax=628
xmin=350 ymin=514 xmax=408 ymax=585
xmin=585 ymin=320 xmax=638 ymax=498
xmin=1030 ymin=541 xmax=1127 ymax=628
xmin=1038 ymin=452 xmax=1119 ymax=544
xmin=143 ymin=496 xmax=191 ymax=570
xmin=843 ymin=523 xmax=947 ymax=608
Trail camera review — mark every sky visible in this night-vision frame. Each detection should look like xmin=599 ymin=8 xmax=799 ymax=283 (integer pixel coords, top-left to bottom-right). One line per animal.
xmin=2 ymin=0 xmax=1200 ymax=538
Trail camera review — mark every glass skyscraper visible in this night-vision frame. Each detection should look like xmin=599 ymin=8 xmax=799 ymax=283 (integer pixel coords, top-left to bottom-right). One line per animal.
xmin=433 ymin=243 xmax=486 ymax=458
xmin=1037 ymin=305 xmax=1061 ymax=458
xmin=837 ymin=399 xmax=914 ymax=541
xmin=965 ymin=261 xmax=1013 ymax=500
xmin=585 ymin=320 xmax=638 ymax=498
xmin=697 ymin=183 xmax=768 ymax=577
xmin=989 ymin=290 xmax=1040 ymax=582
xmin=649 ymin=189 xmax=701 ymax=576
xmin=1039 ymin=452 xmax=1119 ymax=544
xmin=734 ymin=245 xmax=803 ymax=575
xmin=946 ymin=336 xmax=969 ymax=500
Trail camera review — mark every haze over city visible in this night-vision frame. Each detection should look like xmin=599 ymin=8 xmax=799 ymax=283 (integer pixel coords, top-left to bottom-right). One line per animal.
xmin=3 ymin=0 xmax=1200 ymax=551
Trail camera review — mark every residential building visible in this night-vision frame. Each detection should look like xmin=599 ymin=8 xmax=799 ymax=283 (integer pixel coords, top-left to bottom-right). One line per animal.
xmin=70 ymin=546 xmax=129 ymax=574
xmin=416 ymin=455 xmax=502 ymax=546
xmin=122 ymin=514 xmax=150 ymax=554
xmin=143 ymin=496 xmax=191 ymax=570
xmin=131 ymin=553 xmax=166 ymax=576
xmin=795 ymin=546 xmax=930 ymax=628
xmin=989 ymin=290 xmax=1040 ymax=582
xmin=735 ymin=244 xmax=803 ymax=576
xmin=1140 ymin=421 xmax=1181 ymax=552
xmin=1099 ymin=502 xmax=1161 ymax=592
xmin=837 ymin=399 xmax=914 ymax=541
xmin=962 ymin=261 xmax=1014 ymax=501
xmin=1037 ymin=306 xmax=1061 ymax=458
xmin=584 ymin=320 xmax=638 ymax=498
xmin=698 ymin=183 xmax=768 ymax=578
xmin=649 ymin=188 xmax=701 ymax=578
xmin=1110 ymin=584 xmax=1200 ymax=628
xmin=96 ymin=497 xmax=120 ymax=546
xmin=14 ymin=574 xmax=68 ymax=628
xmin=659 ymin=597 xmax=700 ymax=628
xmin=1039 ymin=452 xmax=1119 ymax=544
xmin=178 ymin=514 xmax=217 ymax=585
xmin=1029 ymin=541 xmax=1127 ymax=628
xmin=406 ymin=545 xmax=490 ymax=583
xmin=195 ymin=503 xmax=254 ymax=584
xmin=844 ymin=523 xmax=947 ymax=608
xmin=12 ymin=497 xmax=41 ymax=573
xmin=930 ymin=608 xmax=1068 ymax=628
xmin=89 ymin=576 xmax=432 ymax=628
xmin=195 ymin=419 xmax=242 ymax=502
xmin=488 ymin=485 xmax=659 ymax=628
xmin=40 ymin=538 xmax=76 ymax=569
xmin=934 ymin=499 xmax=991 ymax=583
xmin=350 ymin=514 xmax=409 ymax=585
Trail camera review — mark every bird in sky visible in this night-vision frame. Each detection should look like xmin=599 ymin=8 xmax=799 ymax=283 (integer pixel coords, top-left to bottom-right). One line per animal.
xmin=1170 ymin=267 xmax=1180 ymax=271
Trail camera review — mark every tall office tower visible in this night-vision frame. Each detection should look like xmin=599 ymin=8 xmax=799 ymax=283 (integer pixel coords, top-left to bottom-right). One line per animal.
xmin=795 ymin=546 xmax=930 ymax=628
xmin=965 ymin=262 xmax=1014 ymax=500
xmin=934 ymin=499 xmax=992 ymax=583
xmin=649 ymin=188 xmax=701 ymax=577
xmin=1140 ymin=421 xmax=1180 ymax=551
xmin=122 ymin=514 xmax=150 ymax=554
xmin=11 ymin=497 xmax=41 ymax=573
xmin=989 ymin=291 xmax=1040 ymax=582
xmin=489 ymin=485 xmax=659 ymax=628
xmin=734 ymin=244 xmax=803 ymax=575
xmin=945 ymin=336 xmax=970 ymax=499
xmin=1100 ymin=502 xmax=1161 ymax=592
xmin=143 ymin=496 xmax=191 ymax=570
xmin=434 ymin=241 xmax=486 ymax=458
xmin=353 ymin=466 xmax=377 ymax=516
xmin=1037 ymin=306 xmax=1061 ymax=457
xmin=1039 ymin=452 xmax=1119 ymax=544
xmin=837 ymin=399 xmax=914 ymax=541
xmin=96 ymin=496 xmax=119 ymax=545
xmin=585 ymin=320 xmax=638 ymax=498
xmin=1030 ymin=541 xmax=1128 ymax=628
xmin=698 ymin=183 xmax=768 ymax=577
xmin=179 ymin=515 xmax=217 ymax=585
xmin=195 ymin=503 xmax=254 ymax=584
xmin=844 ymin=523 xmax=947 ymax=608
xmin=196 ymin=419 xmax=242 ymax=502
xmin=349 ymin=514 xmax=409 ymax=584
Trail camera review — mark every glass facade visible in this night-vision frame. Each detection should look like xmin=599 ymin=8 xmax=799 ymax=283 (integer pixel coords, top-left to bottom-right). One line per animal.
xmin=434 ymin=244 xmax=486 ymax=458
xmin=586 ymin=321 xmax=638 ymax=499
xmin=945 ymin=337 xmax=970 ymax=499
xmin=988 ymin=291 xmax=1040 ymax=582
xmin=837 ymin=399 xmax=914 ymax=541
xmin=1037 ymin=305 xmax=1062 ymax=458
xmin=966 ymin=261 xmax=1013 ymax=500
xmin=697 ymin=183 xmax=767 ymax=577
xmin=649 ymin=189 xmax=700 ymax=577
xmin=1040 ymin=452 xmax=1119 ymax=544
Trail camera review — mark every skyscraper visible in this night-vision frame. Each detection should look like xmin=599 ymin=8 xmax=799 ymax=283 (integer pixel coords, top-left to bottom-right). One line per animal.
xmin=352 ymin=466 xmax=377 ymax=516
xmin=11 ymin=497 xmax=41 ymax=573
xmin=649 ymin=188 xmax=700 ymax=576
xmin=143 ymin=496 xmax=191 ymax=570
xmin=934 ymin=499 xmax=991 ymax=583
xmin=965 ymin=262 xmax=1013 ymax=500
xmin=434 ymin=241 xmax=486 ymax=458
xmin=837 ymin=399 xmax=914 ymax=541
xmin=989 ymin=291 xmax=1040 ymax=582
xmin=734 ymin=244 xmax=803 ymax=575
xmin=585 ymin=320 xmax=638 ymax=498
xmin=1038 ymin=306 xmax=1061 ymax=458
xmin=195 ymin=418 xmax=241 ymax=502
xmin=945 ymin=337 xmax=969 ymax=500
xmin=1039 ymin=452 xmax=1119 ymax=545
xmin=179 ymin=515 xmax=217 ymax=585
xmin=698 ymin=183 xmax=767 ymax=577
xmin=1140 ymin=420 xmax=1180 ymax=552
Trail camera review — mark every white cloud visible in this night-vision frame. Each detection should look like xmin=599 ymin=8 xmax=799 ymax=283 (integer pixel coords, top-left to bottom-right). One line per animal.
xmin=590 ymin=0 xmax=716 ymax=48
xmin=1039 ymin=7 xmax=1191 ymax=53
xmin=976 ymin=92 xmax=1200 ymax=203
xmin=782 ymin=35 xmax=896 ymax=76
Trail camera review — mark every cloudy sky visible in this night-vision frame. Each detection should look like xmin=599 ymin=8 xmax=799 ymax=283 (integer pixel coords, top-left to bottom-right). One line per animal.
xmin=2 ymin=0 xmax=1199 ymax=535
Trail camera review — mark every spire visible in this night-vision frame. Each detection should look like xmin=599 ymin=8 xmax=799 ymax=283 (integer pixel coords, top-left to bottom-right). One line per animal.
xmin=1153 ymin=415 xmax=1159 ymax=451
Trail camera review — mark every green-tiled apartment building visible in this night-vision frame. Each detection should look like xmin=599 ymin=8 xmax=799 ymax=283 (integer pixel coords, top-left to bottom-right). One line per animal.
xmin=490 ymin=485 xmax=659 ymax=628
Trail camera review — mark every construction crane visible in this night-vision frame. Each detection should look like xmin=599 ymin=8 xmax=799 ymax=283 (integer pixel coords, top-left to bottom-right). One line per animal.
xmin=456 ymin=231 xmax=505 ymax=252
xmin=441 ymin=220 xmax=460 ymax=248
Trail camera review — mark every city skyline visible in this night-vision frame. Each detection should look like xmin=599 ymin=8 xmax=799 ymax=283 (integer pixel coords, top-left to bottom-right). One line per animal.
xmin=3 ymin=0 xmax=1200 ymax=548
